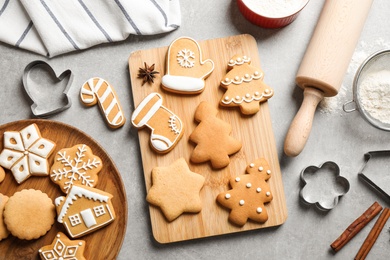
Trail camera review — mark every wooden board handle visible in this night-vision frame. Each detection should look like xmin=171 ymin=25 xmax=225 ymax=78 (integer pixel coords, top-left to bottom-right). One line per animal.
xmin=284 ymin=87 xmax=324 ymax=157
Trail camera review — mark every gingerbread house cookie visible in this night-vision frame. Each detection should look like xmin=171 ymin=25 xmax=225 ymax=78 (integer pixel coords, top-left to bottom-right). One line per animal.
xmin=0 ymin=123 xmax=56 ymax=184
xmin=55 ymin=185 xmax=115 ymax=238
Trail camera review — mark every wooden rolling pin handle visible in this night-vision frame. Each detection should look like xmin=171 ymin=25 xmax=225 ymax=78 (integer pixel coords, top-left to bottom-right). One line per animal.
xmin=284 ymin=87 xmax=324 ymax=157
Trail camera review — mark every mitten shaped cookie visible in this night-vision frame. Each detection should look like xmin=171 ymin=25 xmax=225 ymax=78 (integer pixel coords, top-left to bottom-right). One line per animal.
xmin=220 ymin=55 xmax=273 ymax=115
xmin=217 ymin=158 xmax=273 ymax=226
xmin=131 ymin=92 xmax=184 ymax=153
xmin=161 ymin=37 xmax=214 ymax=94
xmin=189 ymin=101 xmax=242 ymax=168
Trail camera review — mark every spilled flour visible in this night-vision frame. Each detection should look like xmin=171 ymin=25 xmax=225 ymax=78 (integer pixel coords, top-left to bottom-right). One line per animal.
xmin=318 ymin=39 xmax=390 ymax=115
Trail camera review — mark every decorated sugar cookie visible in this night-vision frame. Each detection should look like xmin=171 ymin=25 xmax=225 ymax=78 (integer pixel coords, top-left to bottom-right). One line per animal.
xmin=146 ymin=158 xmax=205 ymax=222
xmin=80 ymin=77 xmax=126 ymax=128
xmin=161 ymin=37 xmax=214 ymax=94
xmin=55 ymin=185 xmax=115 ymax=238
xmin=220 ymin=55 xmax=273 ymax=115
xmin=50 ymin=144 xmax=102 ymax=194
xmin=189 ymin=101 xmax=242 ymax=169
xmin=39 ymin=232 xmax=86 ymax=260
xmin=217 ymin=158 xmax=273 ymax=226
xmin=131 ymin=92 xmax=184 ymax=153
xmin=0 ymin=124 xmax=56 ymax=184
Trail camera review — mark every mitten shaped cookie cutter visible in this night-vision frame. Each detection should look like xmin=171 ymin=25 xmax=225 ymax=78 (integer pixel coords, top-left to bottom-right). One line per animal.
xmin=23 ymin=60 xmax=73 ymax=118
xmin=300 ymin=161 xmax=350 ymax=211
xmin=358 ymin=151 xmax=390 ymax=202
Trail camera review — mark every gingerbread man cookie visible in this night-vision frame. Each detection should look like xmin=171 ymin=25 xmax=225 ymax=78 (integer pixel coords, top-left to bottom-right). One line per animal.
xmin=220 ymin=55 xmax=273 ymax=115
xmin=189 ymin=101 xmax=242 ymax=169
xmin=161 ymin=37 xmax=214 ymax=94
xmin=131 ymin=92 xmax=184 ymax=153
xmin=217 ymin=158 xmax=273 ymax=226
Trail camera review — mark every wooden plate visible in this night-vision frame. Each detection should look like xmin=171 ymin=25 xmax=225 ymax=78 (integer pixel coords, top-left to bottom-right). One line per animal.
xmin=129 ymin=34 xmax=287 ymax=243
xmin=0 ymin=119 xmax=127 ymax=259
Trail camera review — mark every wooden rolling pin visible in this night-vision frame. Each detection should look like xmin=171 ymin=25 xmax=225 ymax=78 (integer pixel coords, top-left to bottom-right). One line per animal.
xmin=284 ymin=0 xmax=373 ymax=157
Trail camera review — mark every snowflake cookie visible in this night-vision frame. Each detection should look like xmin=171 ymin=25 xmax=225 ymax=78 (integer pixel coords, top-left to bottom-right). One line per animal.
xmin=0 ymin=123 xmax=56 ymax=184
xmin=217 ymin=158 xmax=273 ymax=226
xmin=39 ymin=232 xmax=86 ymax=260
xmin=50 ymin=144 xmax=102 ymax=194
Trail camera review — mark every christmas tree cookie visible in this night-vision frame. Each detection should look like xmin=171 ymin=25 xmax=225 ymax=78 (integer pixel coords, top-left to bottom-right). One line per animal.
xmin=189 ymin=101 xmax=242 ymax=169
xmin=217 ymin=158 xmax=273 ymax=226
xmin=220 ymin=55 xmax=273 ymax=115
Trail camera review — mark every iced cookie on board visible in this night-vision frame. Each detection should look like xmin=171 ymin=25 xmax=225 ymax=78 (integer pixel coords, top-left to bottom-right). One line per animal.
xmin=55 ymin=185 xmax=115 ymax=238
xmin=80 ymin=77 xmax=126 ymax=128
xmin=50 ymin=144 xmax=102 ymax=194
xmin=3 ymin=189 xmax=55 ymax=240
xmin=161 ymin=37 xmax=214 ymax=94
xmin=189 ymin=101 xmax=242 ymax=169
xmin=131 ymin=92 xmax=184 ymax=153
xmin=220 ymin=55 xmax=273 ymax=115
xmin=39 ymin=232 xmax=86 ymax=260
xmin=146 ymin=158 xmax=205 ymax=222
xmin=217 ymin=158 xmax=273 ymax=226
xmin=0 ymin=123 xmax=56 ymax=184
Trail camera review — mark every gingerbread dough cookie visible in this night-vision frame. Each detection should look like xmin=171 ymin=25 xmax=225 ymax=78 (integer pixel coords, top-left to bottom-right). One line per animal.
xmin=4 ymin=189 xmax=55 ymax=240
xmin=0 ymin=166 xmax=5 ymax=183
xmin=131 ymin=92 xmax=184 ymax=153
xmin=146 ymin=158 xmax=205 ymax=222
xmin=217 ymin=158 xmax=273 ymax=226
xmin=220 ymin=55 xmax=273 ymax=115
xmin=50 ymin=144 xmax=102 ymax=194
xmin=0 ymin=194 xmax=9 ymax=241
xmin=39 ymin=232 xmax=86 ymax=260
xmin=161 ymin=37 xmax=214 ymax=94
xmin=189 ymin=101 xmax=242 ymax=168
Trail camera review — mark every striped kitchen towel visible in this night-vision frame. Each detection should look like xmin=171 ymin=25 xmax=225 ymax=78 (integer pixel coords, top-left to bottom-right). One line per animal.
xmin=0 ymin=0 xmax=181 ymax=57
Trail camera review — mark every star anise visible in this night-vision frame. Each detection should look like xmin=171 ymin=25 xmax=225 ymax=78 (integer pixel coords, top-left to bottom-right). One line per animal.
xmin=137 ymin=62 xmax=159 ymax=86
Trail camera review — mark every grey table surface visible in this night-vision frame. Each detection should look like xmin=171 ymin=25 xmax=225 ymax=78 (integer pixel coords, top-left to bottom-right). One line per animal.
xmin=1 ymin=0 xmax=390 ymax=259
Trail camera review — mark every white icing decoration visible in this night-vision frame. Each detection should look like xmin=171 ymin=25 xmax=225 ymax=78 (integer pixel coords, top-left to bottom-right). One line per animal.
xmin=161 ymin=75 xmax=205 ymax=92
xmin=246 ymin=183 xmax=252 ymax=188
xmin=249 ymin=163 xmax=255 ymax=168
xmin=239 ymin=200 xmax=245 ymax=206
xmin=256 ymin=187 xmax=262 ymax=193
xmin=225 ymin=193 xmax=231 ymax=199
xmin=40 ymin=232 xmax=83 ymax=260
xmin=0 ymin=124 xmax=55 ymax=183
xmin=221 ymin=88 xmax=274 ymax=105
xmin=81 ymin=77 xmax=125 ymax=127
xmin=258 ymin=166 xmax=263 ymax=172
xmin=267 ymin=170 xmax=271 ymax=175
xmin=177 ymin=49 xmax=195 ymax=68
xmin=228 ymin=56 xmax=251 ymax=66
xmin=80 ymin=208 xmax=97 ymax=228
xmin=256 ymin=207 xmax=263 ymax=213
xmin=266 ymin=191 xmax=271 ymax=197
xmin=168 ymin=116 xmax=180 ymax=135
xmin=235 ymin=177 xmax=240 ymax=182
xmin=51 ymin=144 xmax=101 ymax=194
xmin=224 ymin=96 xmax=230 ymax=101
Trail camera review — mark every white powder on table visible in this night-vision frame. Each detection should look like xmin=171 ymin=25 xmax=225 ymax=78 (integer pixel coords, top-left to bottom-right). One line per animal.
xmin=243 ymin=0 xmax=307 ymax=18
xmin=359 ymin=70 xmax=390 ymax=124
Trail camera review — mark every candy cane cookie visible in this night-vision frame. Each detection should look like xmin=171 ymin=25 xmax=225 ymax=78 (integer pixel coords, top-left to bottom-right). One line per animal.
xmin=80 ymin=77 xmax=126 ymax=128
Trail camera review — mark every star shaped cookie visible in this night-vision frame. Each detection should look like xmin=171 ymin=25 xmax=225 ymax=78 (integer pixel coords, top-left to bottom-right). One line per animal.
xmin=38 ymin=232 xmax=86 ymax=260
xmin=146 ymin=158 xmax=205 ymax=222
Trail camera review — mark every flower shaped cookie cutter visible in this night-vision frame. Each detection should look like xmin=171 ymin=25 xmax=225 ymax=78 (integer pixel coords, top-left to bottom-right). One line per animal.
xmin=300 ymin=161 xmax=350 ymax=211
xmin=23 ymin=60 xmax=73 ymax=118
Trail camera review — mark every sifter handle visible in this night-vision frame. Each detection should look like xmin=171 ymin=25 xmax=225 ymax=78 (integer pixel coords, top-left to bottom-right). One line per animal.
xmin=284 ymin=87 xmax=324 ymax=157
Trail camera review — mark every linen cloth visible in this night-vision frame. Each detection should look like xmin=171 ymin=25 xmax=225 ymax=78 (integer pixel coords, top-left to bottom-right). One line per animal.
xmin=0 ymin=0 xmax=181 ymax=57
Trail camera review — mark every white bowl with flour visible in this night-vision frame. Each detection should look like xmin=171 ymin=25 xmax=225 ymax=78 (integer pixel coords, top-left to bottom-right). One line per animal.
xmin=237 ymin=0 xmax=310 ymax=28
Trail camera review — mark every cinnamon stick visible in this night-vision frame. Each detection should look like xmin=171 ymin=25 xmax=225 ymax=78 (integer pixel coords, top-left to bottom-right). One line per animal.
xmin=330 ymin=201 xmax=383 ymax=252
xmin=355 ymin=207 xmax=390 ymax=260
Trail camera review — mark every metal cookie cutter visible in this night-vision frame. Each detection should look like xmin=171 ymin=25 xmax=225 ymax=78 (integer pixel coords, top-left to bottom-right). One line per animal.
xmin=300 ymin=161 xmax=350 ymax=211
xmin=343 ymin=49 xmax=390 ymax=131
xmin=358 ymin=151 xmax=390 ymax=202
xmin=23 ymin=60 xmax=73 ymax=118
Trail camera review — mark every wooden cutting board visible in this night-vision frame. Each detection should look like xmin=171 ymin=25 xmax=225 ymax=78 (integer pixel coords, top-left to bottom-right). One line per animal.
xmin=128 ymin=34 xmax=287 ymax=243
xmin=0 ymin=119 xmax=127 ymax=259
